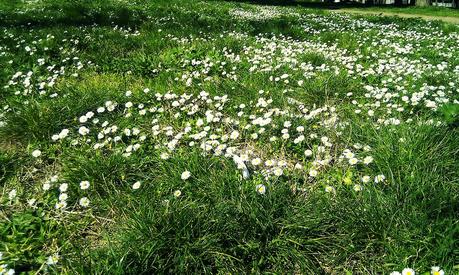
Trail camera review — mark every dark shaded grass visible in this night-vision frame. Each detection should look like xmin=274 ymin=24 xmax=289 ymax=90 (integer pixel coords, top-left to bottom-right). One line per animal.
xmin=0 ymin=151 xmax=19 ymax=186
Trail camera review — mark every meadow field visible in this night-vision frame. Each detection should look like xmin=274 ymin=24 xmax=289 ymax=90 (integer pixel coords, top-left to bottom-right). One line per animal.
xmin=0 ymin=0 xmax=458 ymax=273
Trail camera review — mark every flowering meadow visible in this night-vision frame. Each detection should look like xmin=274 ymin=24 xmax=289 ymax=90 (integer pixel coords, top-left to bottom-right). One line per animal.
xmin=0 ymin=0 xmax=458 ymax=273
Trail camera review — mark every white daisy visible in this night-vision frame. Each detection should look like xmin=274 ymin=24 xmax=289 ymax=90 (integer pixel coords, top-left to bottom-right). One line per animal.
xmin=80 ymin=180 xmax=90 ymax=190
xmin=256 ymin=184 xmax=266 ymax=195
xmin=32 ymin=149 xmax=42 ymax=158
xmin=181 ymin=170 xmax=191 ymax=180
xmin=79 ymin=197 xmax=90 ymax=207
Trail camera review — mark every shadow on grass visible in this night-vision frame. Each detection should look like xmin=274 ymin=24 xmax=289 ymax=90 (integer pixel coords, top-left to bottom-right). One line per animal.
xmin=0 ymin=1 xmax=150 ymax=28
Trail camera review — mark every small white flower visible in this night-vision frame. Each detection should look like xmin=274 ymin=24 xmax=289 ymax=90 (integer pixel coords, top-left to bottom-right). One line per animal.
xmin=78 ymin=126 xmax=90 ymax=135
xmin=344 ymin=151 xmax=355 ymax=159
xmin=181 ymin=170 xmax=191 ymax=180
xmin=361 ymin=176 xmax=370 ymax=183
xmin=431 ymin=266 xmax=444 ymax=275
xmin=160 ymin=152 xmax=170 ymax=159
xmin=59 ymin=183 xmax=68 ymax=192
xmin=28 ymin=198 xmax=37 ymax=206
xmin=0 ymin=264 xmax=6 ymax=274
xmin=58 ymin=129 xmax=69 ymax=139
xmin=59 ymin=193 xmax=68 ymax=201
xmin=325 ymin=186 xmax=335 ymax=194
xmin=32 ymin=149 xmax=42 ymax=158
xmin=353 ymin=184 xmax=363 ymax=192
xmin=47 ymin=254 xmax=59 ymax=265
xmin=80 ymin=180 xmax=90 ymax=190
xmin=55 ymin=201 xmax=67 ymax=209
xmin=374 ymin=174 xmax=386 ymax=183
xmin=348 ymin=158 xmax=358 ymax=165
xmin=79 ymin=197 xmax=90 ymax=207
xmin=132 ymin=181 xmax=141 ymax=190
xmin=363 ymin=156 xmax=373 ymax=165
xmin=402 ymin=268 xmax=415 ymax=275
xmin=304 ymin=149 xmax=313 ymax=157
xmin=309 ymin=169 xmax=318 ymax=177
xmin=79 ymin=115 xmax=88 ymax=123
xmin=8 ymin=189 xmax=17 ymax=200
xmin=273 ymin=167 xmax=283 ymax=176
xmin=251 ymin=158 xmax=261 ymax=166
xmin=230 ymin=130 xmax=239 ymax=140
xmin=256 ymin=184 xmax=266 ymax=195
xmin=173 ymin=190 xmax=182 ymax=197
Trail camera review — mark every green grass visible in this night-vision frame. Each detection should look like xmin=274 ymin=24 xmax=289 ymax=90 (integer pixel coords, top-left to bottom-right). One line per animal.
xmin=0 ymin=0 xmax=458 ymax=274
xmin=345 ymin=6 xmax=459 ymax=18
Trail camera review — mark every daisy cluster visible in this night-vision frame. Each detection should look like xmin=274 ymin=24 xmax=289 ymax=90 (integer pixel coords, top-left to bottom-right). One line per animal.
xmin=152 ymin=21 xmax=458 ymax=126
xmin=229 ymin=6 xmax=299 ymax=21
xmin=390 ymin=266 xmax=445 ymax=275
xmin=51 ymin=88 xmax=382 ymax=197
xmin=1 ymin=30 xmax=89 ymax=97
xmin=0 ymin=173 xmax=89 ymax=274
xmin=0 ymin=29 xmax=93 ymax=127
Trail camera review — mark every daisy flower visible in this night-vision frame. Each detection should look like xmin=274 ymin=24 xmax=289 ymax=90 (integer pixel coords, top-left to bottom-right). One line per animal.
xmin=47 ymin=254 xmax=59 ymax=265
xmin=80 ymin=180 xmax=90 ymax=190
xmin=363 ymin=156 xmax=373 ymax=165
xmin=79 ymin=197 xmax=90 ymax=207
xmin=309 ymin=169 xmax=318 ymax=177
xmin=431 ymin=266 xmax=444 ymax=275
xmin=374 ymin=174 xmax=386 ymax=183
xmin=132 ymin=181 xmax=141 ymax=190
xmin=402 ymin=268 xmax=415 ymax=275
xmin=32 ymin=149 xmax=41 ymax=158
xmin=256 ymin=184 xmax=266 ymax=195
xmin=181 ymin=171 xmax=191 ymax=180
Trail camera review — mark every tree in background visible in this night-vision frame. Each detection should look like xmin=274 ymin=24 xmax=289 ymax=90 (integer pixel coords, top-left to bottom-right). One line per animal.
xmin=394 ymin=0 xmax=403 ymax=6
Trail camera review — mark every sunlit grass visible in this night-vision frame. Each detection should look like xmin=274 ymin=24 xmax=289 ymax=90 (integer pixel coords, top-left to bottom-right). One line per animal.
xmin=0 ymin=0 xmax=458 ymax=274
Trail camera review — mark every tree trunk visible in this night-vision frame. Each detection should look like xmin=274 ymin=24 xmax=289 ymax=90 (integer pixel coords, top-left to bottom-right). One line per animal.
xmin=394 ymin=0 xmax=403 ymax=6
xmin=453 ymin=0 xmax=459 ymax=8
xmin=415 ymin=0 xmax=430 ymax=6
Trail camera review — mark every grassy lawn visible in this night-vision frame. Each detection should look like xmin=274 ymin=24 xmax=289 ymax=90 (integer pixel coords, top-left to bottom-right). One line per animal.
xmin=0 ymin=0 xmax=458 ymax=274
xmin=344 ymin=6 xmax=459 ymax=18
xmin=282 ymin=1 xmax=459 ymax=18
